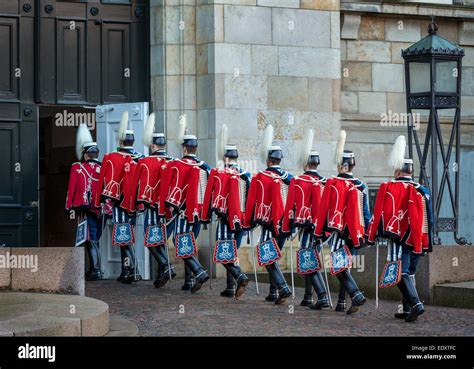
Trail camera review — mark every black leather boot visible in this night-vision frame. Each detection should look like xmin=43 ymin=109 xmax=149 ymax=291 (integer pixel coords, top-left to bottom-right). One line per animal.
xmin=397 ymin=274 xmax=425 ymax=322
xmin=117 ymin=247 xmax=128 ymax=282
xmin=335 ymin=285 xmax=346 ymax=312
xmin=264 ymin=267 xmax=278 ymax=302
xmin=149 ymin=247 xmax=176 ymax=288
xmin=86 ymin=241 xmax=102 ymax=281
xmin=183 ymin=257 xmax=209 ymax=293
xmin=182 ymin=263 xmax=195 ymax=291
xmin=121 ymin=245 xmax=136 ymax=284
xmin=271 ymin=263 xmax=292 ymax=305
xmin=336 ymin=270 xmax=366 ymax=314
xmin=309 ymin=271 xmax=330 ymax=310
xmin=394 ymin=296 xmax=411 ymax=319
xmin=224 ymin=263 xmax=249 ymax=299
xmin=301 ymin=275 xmax=314 ymax=307
xmin=220 ymin=269 xmax=235 ymax=298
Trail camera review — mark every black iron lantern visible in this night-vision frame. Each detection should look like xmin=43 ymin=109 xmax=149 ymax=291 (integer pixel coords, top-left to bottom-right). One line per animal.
xmin=402 ymin=18 xmax=469 ymax=245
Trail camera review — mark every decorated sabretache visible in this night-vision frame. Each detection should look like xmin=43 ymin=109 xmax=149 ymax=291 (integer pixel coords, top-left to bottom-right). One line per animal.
xmin=144 ymin=224 xmax=167 ymax=247
xmin=175 ymin=232 xmax=198 ymax=258
xmin=213 ymin=239 xmax=238 ymax=264
xmin=297 ymin=247 xmax=322 ymax=275
xmin=112 ymin=222 xmax=135 ymax=246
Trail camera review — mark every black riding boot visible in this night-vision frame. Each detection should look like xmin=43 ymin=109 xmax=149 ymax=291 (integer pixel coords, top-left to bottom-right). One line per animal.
xmin=397 ymin=274 xmax=425 ymax=322
xmin=265 ymin=269 xmax=279 ymax=302
xmin=183 ymin=256 xmax=209 ymax=293
xmin=301 ymin=275 xmax=314 ymax=307
xmin=394 ymin=296 xmax=411 ymax=319
xmin=223 ymin=263 xmax=249 ymax=299
xmin=181 ymin=263 xmax=194 ymax=291
xmin=220 ymin=269 xmax=235 ymax=298
xmin=336 ymin=269 xmax=366 ymax=314
xmin=309 ymin=271 xmax=330 ymax=310
xmin=268 ymin=263 xmax=291 ymax=305
xmin=149 ymin=246 xmax=176 ymax=288
xmin=335 ymin=284 xmax=346 ymax=312
xmin=86 ymin=241 xmax=102 ymax=281
xmin=120 ymin=245 xmax=136 ymax=284
xmin=117 ymin=247 xmax=129 ymax=282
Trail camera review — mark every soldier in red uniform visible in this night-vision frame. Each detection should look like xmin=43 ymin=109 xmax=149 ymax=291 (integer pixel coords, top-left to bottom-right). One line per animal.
xmin=95 ymin=112 xmax=144 ymax=284
xmin=134 ymin=113 xmax=176 ymax=288
xmin=66 ymin=124 xmax=102 ymax=281
xmin=282 ymin=130 xmax=330 ymax=309
xmin=367 ymin=135 xmax=433 ymax=322
xmin=244 ymin=125 xmax=292 ymax=305
xmin=314 ymin=130 xmax=370 ymax=314
xmin=159 ymin=125 xmax=210 ymax=293
xmin=202 ymin=128 xmax=250 ymax=298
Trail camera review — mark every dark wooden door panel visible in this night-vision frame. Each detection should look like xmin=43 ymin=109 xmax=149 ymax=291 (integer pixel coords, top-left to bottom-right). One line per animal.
xmin=0 ymin=121 xmax=20 ymax=204
xmin=57 ymin=19 xmax=86 ymax=103
xmin=102 ymin=23 xmax=131 ymax=103
xmin=0 ymin=102 xmax=38 ymax=247
xmin=0 ymin=16 xmax=19 ymax=101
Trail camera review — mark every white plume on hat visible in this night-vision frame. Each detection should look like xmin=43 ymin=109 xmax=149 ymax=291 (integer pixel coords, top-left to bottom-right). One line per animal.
xmin=219 ymin=124 xmax=228 ymax=158
xmin=118 ymin=111 xmax=129 ymax=142
xmin=300 ymin=129 xmax=314 ymax=166
xmin=262 ymin=124 xmax=274 ymax=162
xmin=389 ymin=135 xmax=407 ymax=170
xmin=178 ymin=115 xmax=187 ymax=144
xmin=334 ymin=130 xmax=347 ymax=166
xmin=76 ymin=124 xmax=94 ymax=160
xmin=143 ymin=112 xmax=156 ymax=147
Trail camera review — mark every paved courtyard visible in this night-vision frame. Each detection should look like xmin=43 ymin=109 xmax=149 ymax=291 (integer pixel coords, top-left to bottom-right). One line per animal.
xmin=86 ymin=279 xmax=474 ymax=337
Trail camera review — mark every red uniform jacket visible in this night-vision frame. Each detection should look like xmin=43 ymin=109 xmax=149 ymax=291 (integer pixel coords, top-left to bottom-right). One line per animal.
xmin=94 ymin=151 xmax=134 ymax=211
xmin=158 ymin=156 xmax=210 ymax=224
xmin=244 ymin=169 xmax=291 ymax=236
xmin=202 ymin=166 xmax=249 ymax=231
xmin=65 ymin=160 xmax=101 ymax=216
xmin=314 ymin=176 xmax=366 ymax=248
xmin=367 ymin=178 xmax=429 ymax=254
xmin=282 ymin=171 xmax=326 ymax=233
xmin=133 ymin=155 xmax=168 ymax=211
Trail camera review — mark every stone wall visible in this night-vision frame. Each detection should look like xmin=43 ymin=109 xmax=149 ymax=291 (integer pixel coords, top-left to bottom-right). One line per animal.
xmin=340 ymin=2 xmax=474 ymax=243
xmin=151 ymin=0 xmax=342 ymax=176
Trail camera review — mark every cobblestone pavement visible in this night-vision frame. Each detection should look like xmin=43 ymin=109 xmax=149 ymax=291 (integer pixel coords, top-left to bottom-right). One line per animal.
xmin=86 ymin=279 xmax=474 ymax=337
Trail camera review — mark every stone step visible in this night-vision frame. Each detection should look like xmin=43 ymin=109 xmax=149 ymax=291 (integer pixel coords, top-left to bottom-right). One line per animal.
xmin=0 ymin=292 xmax=109 ymax=336
xmin=433 ymin=280 xmax=474 ymax=309
xmin=105 ymin=314 xmax=138 ymax=337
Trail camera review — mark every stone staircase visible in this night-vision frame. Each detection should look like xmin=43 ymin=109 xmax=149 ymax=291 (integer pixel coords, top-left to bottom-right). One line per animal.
xmin=433 ymin=281 xmax=474 ymax=309
xmin=0 ymin=292 xmax=138 ymax=336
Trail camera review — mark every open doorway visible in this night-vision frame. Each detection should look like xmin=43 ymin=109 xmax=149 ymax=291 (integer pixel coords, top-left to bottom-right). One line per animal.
xmin=39 ymin=105 xmax=97 ymax=247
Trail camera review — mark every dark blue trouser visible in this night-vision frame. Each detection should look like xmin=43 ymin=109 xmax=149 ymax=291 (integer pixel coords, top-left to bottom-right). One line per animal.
xmin=86 ymin=212 xmax=102 ymax=241
xmin=215 ymin=220 xmax=248 ymax=291
xmin=259 ymin=227 xmax=290 ymax=296
xmin=175 ymin=217 xmax=206 ymax=285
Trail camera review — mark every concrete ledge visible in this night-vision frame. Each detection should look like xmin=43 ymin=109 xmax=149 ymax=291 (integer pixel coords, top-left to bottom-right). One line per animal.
xmin=0 ymin=247 xmax=84 ymax=296
xmin=433 ymin=281 xmax=474 ymax=309
xmin=0 ymin=248 xmax=11 ymax=290
xmin=0 ymin=292 xmax=109 ymax=336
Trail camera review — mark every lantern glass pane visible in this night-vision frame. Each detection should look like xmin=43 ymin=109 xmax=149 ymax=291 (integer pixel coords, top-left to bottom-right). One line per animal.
xmin=409 ymin=62 xmax=431 ymax=93
xmin=435 ymin=61 xmax=458 ymax=93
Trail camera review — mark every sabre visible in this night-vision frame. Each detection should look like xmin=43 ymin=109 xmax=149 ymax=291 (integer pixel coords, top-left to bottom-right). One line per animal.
xmin=319 ymin=238 xmax=333 ymax=309
xmin=375 ymin=238 xmax=380 ymax=309
xmin=289 ymin=231 xmax=296 ymax=299
xmin=164 ymin=212 xmax=176 ymax=282
xmin=249 ymin=229 xmax=259 ymax=296
xmin=209 ymin=217 xmax=214 ymax=290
